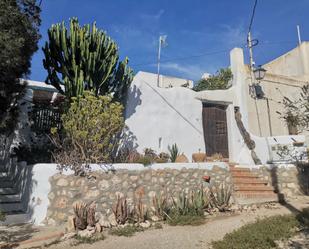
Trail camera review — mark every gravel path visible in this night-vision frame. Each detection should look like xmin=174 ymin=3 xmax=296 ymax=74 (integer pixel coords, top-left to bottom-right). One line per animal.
xmin=47 ymin=197 xmax=309 ymax=249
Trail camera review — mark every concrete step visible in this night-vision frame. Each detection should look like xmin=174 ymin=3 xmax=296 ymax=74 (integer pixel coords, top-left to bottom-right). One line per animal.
xmin=234 ymin=185 xmax=275 ymax=192
xmin=230 ymin=168 xmax=251 ymax=172
xmin=234 ymin=183 xmax=269 ymax=188
xmin=0 ymin=212 xmax=30 ymax=225
xmin=232 ymin=175 xmax=260 ymax=179
xmin=236 ymin=196 xmax=279 ymax=205
xmin=231 ymin=172 xmax=259 ymax=177
xmin=0 ymin=194 xmax=21 ymax=203
xmin=233 ymin=179 xmax=269 ymax=185
xmin=0 ymin=187 xmax=18 ymax=195
xmin=0 ymin=180 xmax=15 ymax=188
xmin=0 ymin=201 xmax=25 ymax=213
xmin=0 ymin=172 xmax=9 ymax=178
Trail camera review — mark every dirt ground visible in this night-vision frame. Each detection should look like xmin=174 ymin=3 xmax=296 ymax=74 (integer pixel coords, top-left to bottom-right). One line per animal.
xmin=2 ymin=196 xmax=309 ymax=249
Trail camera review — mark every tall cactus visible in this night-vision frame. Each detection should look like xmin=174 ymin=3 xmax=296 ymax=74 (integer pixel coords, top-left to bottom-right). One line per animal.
xmin=42 ymin=18 xmax=133 ymax=101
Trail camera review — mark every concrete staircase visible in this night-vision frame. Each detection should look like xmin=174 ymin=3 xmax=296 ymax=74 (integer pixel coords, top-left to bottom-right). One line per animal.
xmin=0 ymin=159 xmax=31 ymax=224
xmin=230 ymin=165 xmax=279 ymax=205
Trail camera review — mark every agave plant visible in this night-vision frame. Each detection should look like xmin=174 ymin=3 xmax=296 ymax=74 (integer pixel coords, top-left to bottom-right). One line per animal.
xmin=73 ymin=201 xmax=96 ymax=230
xmin=112 ymin=196 xmax=131 ymax=225
xmin=191 ymin=187 xmax=210 ymax=213
xmin=152 ymin=192 xmax=172 ymax=220
xmin=209 ymin=182 xmax=232 ymax=212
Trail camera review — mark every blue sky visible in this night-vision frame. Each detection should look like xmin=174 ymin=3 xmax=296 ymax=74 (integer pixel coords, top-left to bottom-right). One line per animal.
xmin=30 ymin=0 xmax=309 ymax=82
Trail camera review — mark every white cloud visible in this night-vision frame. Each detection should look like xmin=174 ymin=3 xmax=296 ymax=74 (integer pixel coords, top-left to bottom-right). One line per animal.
xmin=140 ymin=9 xmax=165 ymax=21
xmin=161 ymin=62 xmax=206 ymax=80
xmin=220 ymin=24 xmax=247 ymax=48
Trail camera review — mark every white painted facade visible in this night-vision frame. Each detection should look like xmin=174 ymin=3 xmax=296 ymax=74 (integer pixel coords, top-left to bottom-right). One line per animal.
xmin=125 ymin=72 xmax=204 ymax=159
xmin=125 ymin=45 xmax=307 ymax=165
xmin=157 ymin=74 xmax=193 ymax=88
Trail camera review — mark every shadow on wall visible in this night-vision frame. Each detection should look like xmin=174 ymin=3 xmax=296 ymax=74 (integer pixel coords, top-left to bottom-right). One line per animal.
xmin=120 ymin=126 xmax=138 ymax=151
xmin=296 ymin=163 xmax=309 ymax=195
xmin=125 ymin=84 xmax=142 ymax=119
xmin=113 ymin=126 xmax=138 ymax=162
xmin=270 ymin=163 xmax=309 ymax=214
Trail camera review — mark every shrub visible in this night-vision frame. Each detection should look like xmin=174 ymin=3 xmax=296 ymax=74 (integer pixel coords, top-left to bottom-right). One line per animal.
xmin=74 ymin=233 xmax=105 ymax=245
xmin=155 ymin=152 xmax=170 ymax=163
xmin=167 ymin=214 xmax=205 ymax=226
xmin=154 ymin=223 xmax=163 ymax=229
xmin=136 ymin=155 xmax=153 ymax=166
xmin=0 ymin=210 xmax=5 ymax=222
xmin=168 ymin=143 xmax=180 ymax=162
xmin=109 ymin=225 xmax=144 ymax=237
xmin=51 ymin=91 xmax=124 ymax=176
xmin=212 ymin=214 xmax=300 ymax=249
xmin=297 ymin=207 xmax=309 ymax=228
xmin=193 ymin=68 xmax=232 ymax=91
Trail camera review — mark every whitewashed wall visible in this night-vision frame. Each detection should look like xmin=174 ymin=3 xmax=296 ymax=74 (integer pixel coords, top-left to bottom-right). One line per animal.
xmin=125 ymin=72 xmax=205 ymax=159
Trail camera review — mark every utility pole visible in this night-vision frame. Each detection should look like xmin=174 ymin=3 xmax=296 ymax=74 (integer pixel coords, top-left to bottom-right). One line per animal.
xmin=247 ymin=31 xmax=262 ymax=137
xmin=157 ymin=37 xmax=162 ymax=87
xmin=297 ymin=25 xmax=302 ymax=45
xmin=248 ymin=32 xmax=255 ymax=71
xmin=157 ymin=35 xmax=167 ymax=87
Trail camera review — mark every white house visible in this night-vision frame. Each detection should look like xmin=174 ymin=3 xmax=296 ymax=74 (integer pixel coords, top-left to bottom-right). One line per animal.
xmin=125 ymin=43 xmax=309 ymax=165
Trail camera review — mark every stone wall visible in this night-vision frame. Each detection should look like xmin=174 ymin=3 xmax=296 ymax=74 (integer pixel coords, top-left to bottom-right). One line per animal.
xmin=46 ymin=165 xmax=230 ymax=225
xmin=252 ymin=165 xmax=309 ymax=197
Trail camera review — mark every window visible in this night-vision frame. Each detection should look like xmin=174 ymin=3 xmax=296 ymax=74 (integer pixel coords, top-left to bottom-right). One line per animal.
xmin=216 ymin=121 xmax=227 ymax=135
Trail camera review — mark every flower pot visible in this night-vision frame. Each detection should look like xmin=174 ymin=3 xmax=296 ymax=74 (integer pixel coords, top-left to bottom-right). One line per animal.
xmin=192 ymin=152 xmax=206 ymax=162
xmin=175 ymin=153 xmax=189 ymax=163
xmin=202 ymin=175 xmax=211 ymax=182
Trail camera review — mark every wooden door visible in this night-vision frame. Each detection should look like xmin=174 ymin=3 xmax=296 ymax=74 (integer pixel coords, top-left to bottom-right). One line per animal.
xmin=202 ymin=103 xmax=229 ymax=158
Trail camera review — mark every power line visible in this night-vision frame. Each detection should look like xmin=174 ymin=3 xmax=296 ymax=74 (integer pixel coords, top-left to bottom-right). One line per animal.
xmin=131 ymin=39 xmax=297 ymax=68
xmin=131 ymin=49 xmax=230 ymax=67
xmin=248 ymin=0 xmax=258 ymax=33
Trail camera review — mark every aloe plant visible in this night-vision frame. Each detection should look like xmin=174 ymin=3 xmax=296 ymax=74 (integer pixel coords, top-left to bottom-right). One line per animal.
xmin=168 ymin=143 xmax=180 ymax=162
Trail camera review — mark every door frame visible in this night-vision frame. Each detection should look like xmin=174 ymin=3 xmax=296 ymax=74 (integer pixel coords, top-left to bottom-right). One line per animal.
xmin=202 ymin=102 xmax=229 ymax=158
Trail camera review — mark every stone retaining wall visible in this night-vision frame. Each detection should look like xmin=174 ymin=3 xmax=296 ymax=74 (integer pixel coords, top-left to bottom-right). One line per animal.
xmin=252 ymin=165 xmax=309 ymax=197
xmin=46 ymin=165 xmax=230 ymax=225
